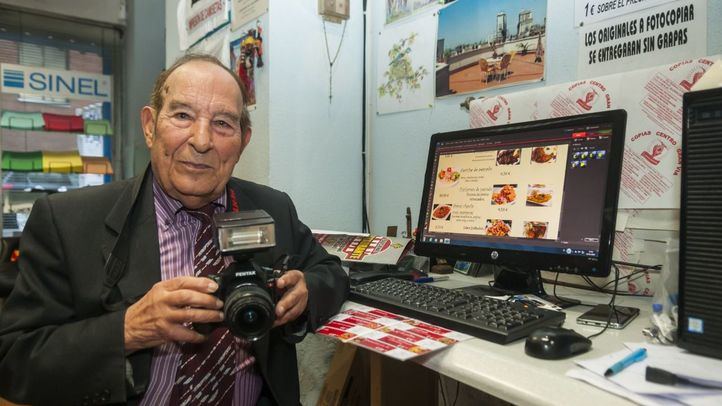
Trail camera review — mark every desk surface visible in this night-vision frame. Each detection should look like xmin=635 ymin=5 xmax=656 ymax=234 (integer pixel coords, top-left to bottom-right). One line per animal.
xmin=414 ymin=274 xmax=653 ymax=406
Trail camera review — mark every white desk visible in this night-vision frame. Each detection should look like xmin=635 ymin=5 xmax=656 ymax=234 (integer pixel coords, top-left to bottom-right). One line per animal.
xmin=413 ymin=274 xmax=653 ymax=406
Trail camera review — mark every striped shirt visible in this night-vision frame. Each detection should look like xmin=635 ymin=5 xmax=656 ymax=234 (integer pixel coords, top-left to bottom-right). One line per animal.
xmin=139 ymin=178 xmax=262 ymax=406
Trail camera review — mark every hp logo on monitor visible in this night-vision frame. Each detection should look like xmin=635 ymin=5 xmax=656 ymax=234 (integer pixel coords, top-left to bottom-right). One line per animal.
xmin=490 ymin=251 xmax=499 ymax=260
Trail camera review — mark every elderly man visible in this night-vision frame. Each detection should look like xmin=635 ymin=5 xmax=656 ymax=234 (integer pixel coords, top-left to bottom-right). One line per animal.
xmin=0 ymin=54 xmax=348 ymax=405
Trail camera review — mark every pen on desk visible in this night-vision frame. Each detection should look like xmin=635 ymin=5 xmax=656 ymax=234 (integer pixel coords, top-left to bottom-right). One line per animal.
xmin=646 ymin=366 xmax=722 ymax=389
xmin=604 ymin=348 xmax=647 ymax=377
xmin=416 ymin=276 xmax=450 ymax=283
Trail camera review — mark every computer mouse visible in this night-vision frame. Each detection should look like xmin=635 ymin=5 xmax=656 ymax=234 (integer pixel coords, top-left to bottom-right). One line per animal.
xmin=524 ymin=326 xmax=592 ymax=360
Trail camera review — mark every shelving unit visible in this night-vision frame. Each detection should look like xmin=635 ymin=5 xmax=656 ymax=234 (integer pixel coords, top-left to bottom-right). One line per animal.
xmin=0 ymin=123 xmax=114 ymax=236
xmin=0 ymin=17 xmax=121 ymax=237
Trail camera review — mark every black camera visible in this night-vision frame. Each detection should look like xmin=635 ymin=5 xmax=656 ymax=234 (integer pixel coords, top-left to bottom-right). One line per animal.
xmin=194 ymin=210 xmax=285 ymax=341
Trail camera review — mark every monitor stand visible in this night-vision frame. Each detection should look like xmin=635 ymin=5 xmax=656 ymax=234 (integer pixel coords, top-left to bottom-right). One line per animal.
xmin=494 ymin=266 xmax=580 ymax=308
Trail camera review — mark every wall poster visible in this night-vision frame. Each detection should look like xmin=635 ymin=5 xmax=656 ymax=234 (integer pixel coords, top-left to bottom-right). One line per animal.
xmin=385 ymin=0 xmax=441 ymax=25
xmin=376 ymin=12 xmax=436 ymax=115
xmin=436 ymin=0 xmax=547 ymax=97
xmin=177 ymin=0 xmax=230 ymax=51
xmin=231 ymin=0 xmax=268 ymax=31
xmin=230 ymin=21 xmax=264 ymax=110
xmin=577 ymin=0 xmax=706 ymax=79
xmin=468 ymin=55 xmax=720 ymax=210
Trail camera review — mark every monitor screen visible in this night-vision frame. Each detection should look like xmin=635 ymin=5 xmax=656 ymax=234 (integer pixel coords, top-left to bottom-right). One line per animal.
xmin=415 ymin=111 xmax=626 ymax=278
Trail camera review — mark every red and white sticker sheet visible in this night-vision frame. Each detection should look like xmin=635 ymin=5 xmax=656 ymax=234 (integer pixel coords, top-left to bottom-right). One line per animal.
xmin=313 ymin=233 xmax=412 ymax=265
xmin=317 ymin=303 xmax=472 ymax=361
xmin=469 ymin=55 xmax=719 ymax=209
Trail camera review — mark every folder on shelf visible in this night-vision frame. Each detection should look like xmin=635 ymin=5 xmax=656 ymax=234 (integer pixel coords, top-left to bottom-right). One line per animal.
xmin=2 ymin=151 xmax=43 ymax=171
xmin=42 ymin=113 xmax=84 ymax=132
xmin=0 ymin=111 xmax=45 ymax=130
xmin=81 ymin=156 xmax=114 ymax=175
xmin=83 ymin=119 xmax=112 ymax=136
xmin=42 ymin=150 xmax=83 ymax=173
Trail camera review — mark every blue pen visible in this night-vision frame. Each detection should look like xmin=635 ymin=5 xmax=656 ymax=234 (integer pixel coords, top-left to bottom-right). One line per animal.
xmin=604 ymin=348 xmax=647 ymax=377
xmin=415 ymin=276 xmax=450 ymax=283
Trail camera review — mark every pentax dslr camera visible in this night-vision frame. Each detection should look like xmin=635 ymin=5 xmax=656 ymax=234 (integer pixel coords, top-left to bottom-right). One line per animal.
xmin=195 ymin=209 xmax=285 ymax=341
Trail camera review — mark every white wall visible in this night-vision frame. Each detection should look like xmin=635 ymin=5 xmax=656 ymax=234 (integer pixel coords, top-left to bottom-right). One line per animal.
xmin=164 ymin=0 xmax=363 ymax=231
xmin=366 ymin=0 xmax=722 ymax=234
xmin=267 ymin=0 xmax=363 ymax=231
xmin=0 ymin=0 xmax=126 ymax=26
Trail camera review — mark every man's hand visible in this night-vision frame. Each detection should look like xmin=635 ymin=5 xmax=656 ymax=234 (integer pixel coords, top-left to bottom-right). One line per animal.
xmin=273 ymin=270 xmax=308 ymax=327
xmin=124 ymin=276 xmax=225 ymax=353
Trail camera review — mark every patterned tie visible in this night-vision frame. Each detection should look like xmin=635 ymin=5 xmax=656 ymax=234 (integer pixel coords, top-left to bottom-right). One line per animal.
xmin=169 ymin=204 xmax=237 ymax=406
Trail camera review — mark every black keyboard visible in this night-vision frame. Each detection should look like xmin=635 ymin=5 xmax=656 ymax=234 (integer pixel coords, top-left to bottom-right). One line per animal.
xmin=350 ymin=278 xmax=565 ymax=344
xmin=3 ymin=213 xmax=19 ymax=230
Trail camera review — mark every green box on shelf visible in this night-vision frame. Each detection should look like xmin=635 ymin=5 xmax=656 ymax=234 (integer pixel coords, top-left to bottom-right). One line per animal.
xmin=1 ymin=111 xmax=44 ymax=130
xmin=84 ymin=119 xmax=112 ymax=135
xmin=2 ymin=151 xmax=43 ymax=171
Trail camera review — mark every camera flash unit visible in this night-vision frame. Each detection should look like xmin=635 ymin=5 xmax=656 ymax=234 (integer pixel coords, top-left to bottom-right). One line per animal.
xmin=213 ymin=210 xmax=276 ymax=254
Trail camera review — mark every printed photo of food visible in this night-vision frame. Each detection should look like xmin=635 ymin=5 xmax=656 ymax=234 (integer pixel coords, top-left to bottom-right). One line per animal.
xmin=523 ymin=221 xmax=549 ymax=239
xmin=485 ymin=219 xmax=512 ymax=237
xmin=491 ymin=184 xmax=517 ymax=205
xmin=496 ymin=149 xmax=521 ymax=165
xmin=530 ymin=146 xmax=558 ymax=164
xmin=431 ymin=204 xmax=453 ymax=221
xmin=526 ymin=184 xmax=553 ymax=207
xmin=437 ymin=166 xmax=461 ymax=187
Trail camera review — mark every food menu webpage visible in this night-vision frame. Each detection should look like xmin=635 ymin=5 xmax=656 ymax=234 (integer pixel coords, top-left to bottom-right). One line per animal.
xmin=424 ymin=125 xmax=615 ymax=255
xmin=428 ymin=142 xmax=569 ymax=242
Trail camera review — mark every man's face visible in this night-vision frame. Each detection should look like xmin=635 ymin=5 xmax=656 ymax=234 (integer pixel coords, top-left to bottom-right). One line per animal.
xmin=141 ymin=61 xmax=250 ymax=209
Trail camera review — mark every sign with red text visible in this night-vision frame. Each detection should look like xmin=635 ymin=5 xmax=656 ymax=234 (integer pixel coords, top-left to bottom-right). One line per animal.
xmin=177 ymin=0 xmax=230 ymax=50
xmin=577 ymin=0 xmax=706 ymax=78
xmin=469 ymin=55 xmax=719 ymax=209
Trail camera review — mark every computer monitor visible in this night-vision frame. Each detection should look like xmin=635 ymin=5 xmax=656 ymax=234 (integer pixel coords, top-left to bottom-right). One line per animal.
xmin=414 ymin=110 xmax=626 ymax=306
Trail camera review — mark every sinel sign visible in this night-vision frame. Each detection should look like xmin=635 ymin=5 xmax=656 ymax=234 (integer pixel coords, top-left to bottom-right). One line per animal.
xmin=0 ymin=63 xmax=112 ymax=102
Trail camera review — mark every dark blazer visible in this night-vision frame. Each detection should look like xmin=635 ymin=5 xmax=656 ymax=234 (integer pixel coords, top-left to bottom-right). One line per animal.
xmin=0 ymin=169 xmax=349 ymax=406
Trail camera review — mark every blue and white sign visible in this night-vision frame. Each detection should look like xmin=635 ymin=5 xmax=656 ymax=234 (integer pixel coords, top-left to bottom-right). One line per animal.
xmin=1 ymin=63 xmax=112 ymax=102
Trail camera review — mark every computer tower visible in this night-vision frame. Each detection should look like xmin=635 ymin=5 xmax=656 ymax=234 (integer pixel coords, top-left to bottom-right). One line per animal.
xmin=678 ymin=87 xmax=722 ymax=359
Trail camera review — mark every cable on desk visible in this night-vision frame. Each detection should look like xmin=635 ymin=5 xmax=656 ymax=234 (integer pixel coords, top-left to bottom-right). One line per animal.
xmin=553 ymin=272 xmax=595 ymax=307
xmin=603 ymin=270 xmax=647 ymax=290
xmin=581 ymin=267 xmax=658 ymax=296
xmin=612 ymin=260 xmax=661 ymax=270
xmin=586 ymin=263 xmax=621 ymax=339
xmin=542 ymin=260 xmax=661 ymax=298
xmin=543 ymin=260 xmax=661 ymax=297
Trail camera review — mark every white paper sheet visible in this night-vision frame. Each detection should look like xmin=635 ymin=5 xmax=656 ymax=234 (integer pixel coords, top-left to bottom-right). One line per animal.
xmin=567 ymin=343 xmax=722 ymax=406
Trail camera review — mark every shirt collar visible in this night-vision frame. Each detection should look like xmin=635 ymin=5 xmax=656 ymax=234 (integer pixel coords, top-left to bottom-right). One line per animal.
xmin=152 ymin=175 xmax=227 ymax=228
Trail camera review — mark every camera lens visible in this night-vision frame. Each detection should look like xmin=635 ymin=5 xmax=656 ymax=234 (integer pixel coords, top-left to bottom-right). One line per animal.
xmin=224 ymin=284 xmax=275 ymax=341
xmin=242 ymin=308 xmax=258 ymax=324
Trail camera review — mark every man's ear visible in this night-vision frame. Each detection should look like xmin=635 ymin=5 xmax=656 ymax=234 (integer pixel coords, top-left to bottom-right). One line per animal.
xmin=140 ymin=106 xmax=156 ymax=148
xmin=240 ymin=128 xmax=252 ymax=154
